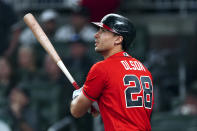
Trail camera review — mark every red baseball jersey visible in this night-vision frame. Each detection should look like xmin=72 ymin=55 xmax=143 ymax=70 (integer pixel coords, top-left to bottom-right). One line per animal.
xmin=83 ymin=52 xmax=154 ymax=131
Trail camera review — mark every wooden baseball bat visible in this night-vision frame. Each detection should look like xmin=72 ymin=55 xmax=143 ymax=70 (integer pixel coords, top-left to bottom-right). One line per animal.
xmin=24 ymin=13 xmax=97 ymax=114
xmin=23 ymin=13 xmax=80 ymax=89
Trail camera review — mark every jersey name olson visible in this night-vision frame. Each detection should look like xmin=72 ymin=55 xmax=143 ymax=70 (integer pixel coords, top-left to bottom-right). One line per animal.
xmin=121 ymin=60 xmax=145 ymax=71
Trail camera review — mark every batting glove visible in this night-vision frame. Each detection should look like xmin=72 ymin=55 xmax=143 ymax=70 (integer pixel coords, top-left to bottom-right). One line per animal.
xmin=72 ymin=87 xmax=100 ymax=116
xmin=72 ymin=87 xmax=82 ymax=99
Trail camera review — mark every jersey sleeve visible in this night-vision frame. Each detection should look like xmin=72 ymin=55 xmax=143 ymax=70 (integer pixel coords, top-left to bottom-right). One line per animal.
xmin=82 ymin=62 xmax=107 ymax=101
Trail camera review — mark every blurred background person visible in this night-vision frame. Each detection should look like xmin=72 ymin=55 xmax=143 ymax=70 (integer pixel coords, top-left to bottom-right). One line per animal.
xmin=173 ymin=81 xmax=197 ymax=115
xmin=62 ymin=39 xmax=94 ymax=131
xmin=38 ymin=9 xmax=59 ymax=43
xmin=16 ymin=46 xmax=38 ymax=83
xmin=0 ymin=57 xmax=16 ymax=109
xmin=19 ymin=9 xmax=58 ymax=47
xmin=0 ymin=85 xmax=39 ymax=131
xmin=0 ymin=0 xmax=21 ymax=57
xmin=40 ymin=54 xmax=66 ymax=116
xmin=38 ymin=54 xmax=63 ymax=84
xmin=64 ymin=39 xmax=94 ymax=86
xmin=27 ymin=54 xmax=64 ymax=130
xmin=54 ymin=6 xmax=96 ymax=43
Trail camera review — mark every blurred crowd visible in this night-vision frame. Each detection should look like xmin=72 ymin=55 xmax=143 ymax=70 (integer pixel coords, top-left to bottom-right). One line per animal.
xmin=0 ymin=0 xmax=124 ymax=130
xmin=0 ymin=0 xmax=197 ymax=131
xmin=0 ymin=0 xmax=102 ymax=130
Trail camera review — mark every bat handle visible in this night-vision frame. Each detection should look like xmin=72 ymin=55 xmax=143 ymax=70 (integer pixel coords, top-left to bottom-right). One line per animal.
xmin=72 ymin=82 xmax=80 ymax=89
xmin=57 ymin=60 xmax=76 ymax=84
xmin=57 ymin=60 xmax=97 ymax=113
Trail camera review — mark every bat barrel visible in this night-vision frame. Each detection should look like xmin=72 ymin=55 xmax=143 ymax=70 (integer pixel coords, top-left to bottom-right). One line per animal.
xmin=24 ymin=13 xmax=61 ymax=63
xmin=24 ymin=13 xmax=79 ymax=90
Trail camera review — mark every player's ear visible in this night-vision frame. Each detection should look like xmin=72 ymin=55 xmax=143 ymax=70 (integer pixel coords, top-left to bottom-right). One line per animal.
xmin=114 ymin=35 xmax=123 ymax=45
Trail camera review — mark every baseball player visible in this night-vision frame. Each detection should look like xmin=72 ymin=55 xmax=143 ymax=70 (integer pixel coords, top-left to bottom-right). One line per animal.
xmin=70 ymin=13 xmax=154 ymax=131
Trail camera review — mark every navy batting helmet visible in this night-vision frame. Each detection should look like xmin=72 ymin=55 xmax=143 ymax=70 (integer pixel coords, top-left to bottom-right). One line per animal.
xmin=92 ymin=13 xmax=136 ymax=51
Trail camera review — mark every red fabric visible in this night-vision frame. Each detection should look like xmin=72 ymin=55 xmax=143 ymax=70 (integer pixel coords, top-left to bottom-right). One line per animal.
xmin=83 ymin=52 xmax=154 ymax=131
xmin=80 ymin=0 xmax=121 ymax=22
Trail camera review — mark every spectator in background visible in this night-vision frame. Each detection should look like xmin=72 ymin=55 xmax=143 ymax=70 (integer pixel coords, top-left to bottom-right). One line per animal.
xmin=4 ymin=23 xmax=22 ymax=58
xmin=28 ymin=54 xmax=64 ymax=130
xmin=39 ymin=9 xmax=58 ymax=42
xmin=0 ymin=0 xmax=20 ymax=57
xmin=54 ymin=6 xmax=96 ymax=43
xmin=0 ymin=57 xmax=16 ymax=109
xmin=0 ymin=85 xmax=39 ymax=131
xmin=0 ymin=57 xmax=14 ymax=89
xmin=19 ymin=9 xmax=58 ymax=46
xmin=63 ymin=39 xmax=94 ymax=131
xmin=64 ymin=39 xmax=94 ymax=86
xmin=39 ymin=54 xmax=62 ymax=84
xmin=173 ymin=81 xmax=197 ymax=115
xmin=16 ymin=46 xmax=37 ymax=83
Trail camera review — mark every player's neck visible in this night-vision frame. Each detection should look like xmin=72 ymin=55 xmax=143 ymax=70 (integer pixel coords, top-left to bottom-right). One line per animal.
xmin=102 ymin=48 xmax=123 ymax=60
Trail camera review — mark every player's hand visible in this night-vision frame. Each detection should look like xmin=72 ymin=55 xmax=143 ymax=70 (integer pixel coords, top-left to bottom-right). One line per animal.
xmin=72 ymin=87 xmax=82 ymax=99
xmin=91 ymin=109 xmax=100 ymax=117
xmin=72 ymin=87 xmax=100 ymax=117
xmin=88 ymin=102 xmax=100 ymax=117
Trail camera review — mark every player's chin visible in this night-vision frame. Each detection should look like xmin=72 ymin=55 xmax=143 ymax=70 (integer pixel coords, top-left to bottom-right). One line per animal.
xmin=95 ymin=47 xmax=102 ymax=53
